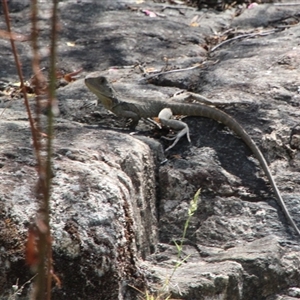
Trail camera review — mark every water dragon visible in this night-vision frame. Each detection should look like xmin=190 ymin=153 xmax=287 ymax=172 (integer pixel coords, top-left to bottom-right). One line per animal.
xmin=85 ymin=75 xmax=300 ymax=236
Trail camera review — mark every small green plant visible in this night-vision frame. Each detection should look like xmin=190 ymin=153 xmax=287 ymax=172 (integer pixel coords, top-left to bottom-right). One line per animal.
xmin=143 ymin=290 xmax=171 ymax=300
xmin=133 ymin=189 xmax=201 ymax=300
xmin=172 ymin=188 xmax=200 ymax=275
xmin=7 ymin=275 xmax=37 ymax=300
xmin=162 ymin=188 xmax=201 ymax=294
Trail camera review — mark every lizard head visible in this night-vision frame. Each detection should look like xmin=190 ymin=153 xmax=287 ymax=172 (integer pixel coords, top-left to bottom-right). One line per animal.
xmin=85 ymin=76 xmax=120 ymax=109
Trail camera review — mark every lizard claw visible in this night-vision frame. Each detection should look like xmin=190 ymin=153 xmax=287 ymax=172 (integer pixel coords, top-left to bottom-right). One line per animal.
xmin=164 ymin=127 xmax=191 ymax=151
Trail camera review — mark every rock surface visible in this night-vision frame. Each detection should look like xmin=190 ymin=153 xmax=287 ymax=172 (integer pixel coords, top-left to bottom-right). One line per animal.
xmin=1 ymin=0 xmax=300 ymax=299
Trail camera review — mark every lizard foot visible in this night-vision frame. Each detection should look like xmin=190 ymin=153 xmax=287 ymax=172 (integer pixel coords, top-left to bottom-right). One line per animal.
xmin=158 ymin=108 xmax=191 ymax=151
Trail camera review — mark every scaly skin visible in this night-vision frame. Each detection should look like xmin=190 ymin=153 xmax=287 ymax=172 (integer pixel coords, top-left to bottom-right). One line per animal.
xmin=85 ymin=75 xmax=300 ymax=236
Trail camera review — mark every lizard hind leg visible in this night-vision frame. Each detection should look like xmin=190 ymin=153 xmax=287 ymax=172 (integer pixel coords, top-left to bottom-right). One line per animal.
xmin=158 ymin=108 xmax=191 ymax=151
xmin=126 ymin=117 xmax=140 ymax=130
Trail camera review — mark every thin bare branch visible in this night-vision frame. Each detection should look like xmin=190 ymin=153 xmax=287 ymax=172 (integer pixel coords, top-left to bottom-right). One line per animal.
xmin=1 ymin=0 xmax=42 ymax=170
xmin=45 ymin=0 xmax=59 ymax=298
xmin=211 ymin=29 xmax=276 ymax=52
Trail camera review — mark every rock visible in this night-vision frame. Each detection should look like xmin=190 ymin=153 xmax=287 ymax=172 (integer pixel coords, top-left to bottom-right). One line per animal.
xmin=1 ymin=0 xmax=300 ymax=299
xmin=0 ymin=118 xmax=159 ymax=299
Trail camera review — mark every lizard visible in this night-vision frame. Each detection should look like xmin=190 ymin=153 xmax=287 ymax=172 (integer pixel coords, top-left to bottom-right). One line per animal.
xmin=84 ymin=75 xmax=300 ymax=236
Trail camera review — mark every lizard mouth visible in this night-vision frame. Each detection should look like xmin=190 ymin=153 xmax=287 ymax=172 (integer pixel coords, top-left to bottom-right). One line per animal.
xmin=85 ymin=77 xmax=111 ymax=98
xmin=85 ymin=76 xmax=119 ymax=109
xmin=85 ymin=77 xmax=103 ymax=92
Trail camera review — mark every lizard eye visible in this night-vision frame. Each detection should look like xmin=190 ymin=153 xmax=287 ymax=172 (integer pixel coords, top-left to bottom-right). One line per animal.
xmin=99 ymin=77 xmax=106 ymax=84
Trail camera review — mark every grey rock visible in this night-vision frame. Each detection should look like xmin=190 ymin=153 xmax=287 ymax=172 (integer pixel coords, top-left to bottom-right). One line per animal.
xmin=1 ymin=0 xmax=300 ymax=299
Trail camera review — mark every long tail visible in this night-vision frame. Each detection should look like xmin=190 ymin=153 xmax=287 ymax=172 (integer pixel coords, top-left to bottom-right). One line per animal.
xmin=170 ymin=102 xmax=300 ymax=236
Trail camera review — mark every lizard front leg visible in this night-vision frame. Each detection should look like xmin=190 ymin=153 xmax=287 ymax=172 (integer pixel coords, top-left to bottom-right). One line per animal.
xmin=158 ymin=108 xmax=191 ymax=151
xmin=111 ymin=104 xmax=141 ymax=129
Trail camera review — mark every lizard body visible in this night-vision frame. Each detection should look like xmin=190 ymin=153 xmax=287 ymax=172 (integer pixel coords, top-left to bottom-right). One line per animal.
xmin=85 ymin=75 xmax=300 ymax=236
